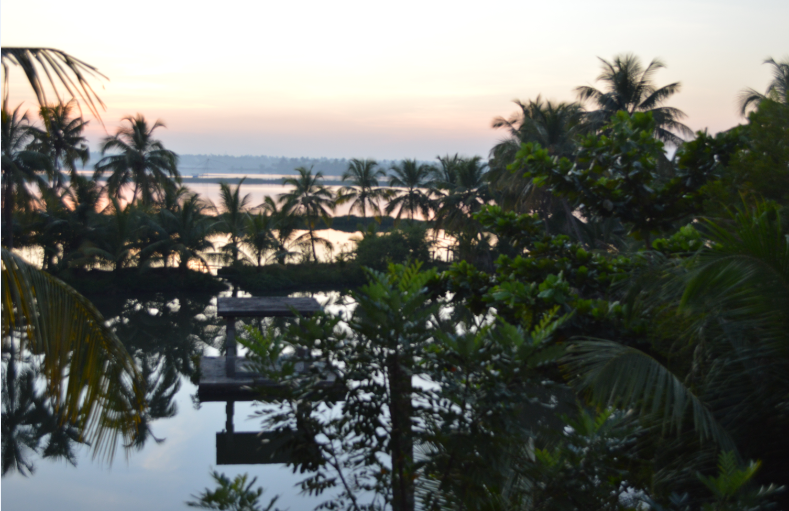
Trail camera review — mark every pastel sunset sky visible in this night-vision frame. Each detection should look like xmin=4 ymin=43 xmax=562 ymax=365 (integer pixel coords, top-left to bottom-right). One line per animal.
xmin=2 ymin=0 xmax=787 ymax=160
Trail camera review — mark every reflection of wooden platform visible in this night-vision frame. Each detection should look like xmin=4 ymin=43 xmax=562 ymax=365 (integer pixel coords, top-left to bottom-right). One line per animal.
xmin=197 ymin=356 xmax=340 ymax=402
xmin=197 ymin=356 xmax=281 ymax=402
xmin=216 ymin=431 xmax=293 ymax=465
xmin=198 ymin=295 xmax=329 ymax=465
xmin=217 ymin=296 xmax=322 ymax=318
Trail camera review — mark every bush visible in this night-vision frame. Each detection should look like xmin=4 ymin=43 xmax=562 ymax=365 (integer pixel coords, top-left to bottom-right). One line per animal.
xmin=354 ymin=223 xmax=432 ymax=271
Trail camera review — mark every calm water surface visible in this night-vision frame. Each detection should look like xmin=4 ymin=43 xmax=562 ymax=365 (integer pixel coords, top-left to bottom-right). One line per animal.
xmin=1 ymin=290 xmax=352 ymax=511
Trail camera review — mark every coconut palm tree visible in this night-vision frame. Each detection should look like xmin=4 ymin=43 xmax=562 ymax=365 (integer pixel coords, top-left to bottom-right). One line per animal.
xmin=261 ymin=196 xmax=300 ymax=264
xmin=566 ymin=202 xmax=789 ymax=486
xmin=576 ymin=53 xmax=692 ymax=144
xmin=385 ymin=159 xmax=435 ymax=221
xmin=244 ymin=212 xmax=278 ymax=267
xmin=1 ymin=48 xmax=107 ymax=121
xmin=739 ymin=57 xmax=789 ymax=115
xmin=279 ymin=166 xmax=335 ymax=263
xmin=337 ymin=158 xmax=389 ymax=221
xmin=28 ymin=100 xmax=89 ymax=191
xmin=489 ymin=97 xmax=586 ymax=216
xmin=144 ymin=192 xmax=214 ymax=271
xmin=1 ymin=104 xmax=51 ymax=249
xmin=213 ymin=179 xmax=252 ymax=267
xmin=94 ymin=114 xmax=180 ymax=206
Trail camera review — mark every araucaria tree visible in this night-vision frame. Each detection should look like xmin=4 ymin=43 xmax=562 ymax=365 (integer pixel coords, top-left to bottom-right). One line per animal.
xmin=94 ymin=114 xmax=180 ymax=205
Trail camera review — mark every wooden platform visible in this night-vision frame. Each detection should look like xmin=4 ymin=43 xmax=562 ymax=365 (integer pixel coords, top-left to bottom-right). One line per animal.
xmin=217 ymin=296 xmax=321 ymax=318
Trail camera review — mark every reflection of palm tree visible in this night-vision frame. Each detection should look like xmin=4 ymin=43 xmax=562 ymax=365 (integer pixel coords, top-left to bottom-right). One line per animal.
xmin=279 ymin=166 xmax=335 ymax=263
xmin=2 ymin=357 xmax=84 ymax=475
xmin=575 ymin=54 xmax=692 ymax=144
xmin=29 ymin=101 xmax=89 ymax=190
xmin=337 ymin=158 xmax=388 ymax=221
xmin=1 ymin=105 xmax=51 ymax=249
xmin=94 ymin=114 xmax=180 ymax=205
xmin=386 ymin=159 xmax=435 ymax=221
xmin=739 ymin=57 xmax=789 ymax=115
xmin=2 ymin=249 xmax=146 ymax=464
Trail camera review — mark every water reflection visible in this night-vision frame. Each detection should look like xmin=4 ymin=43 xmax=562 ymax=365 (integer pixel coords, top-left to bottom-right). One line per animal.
xmin=1 ymin=290 xmax=348 ymax=511
xmin=2 ymin=355 xmax=84 ymax=475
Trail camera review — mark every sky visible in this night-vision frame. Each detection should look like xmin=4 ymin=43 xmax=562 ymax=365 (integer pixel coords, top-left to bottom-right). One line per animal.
xmin=2 ymin=0 xmax=788 ymax=160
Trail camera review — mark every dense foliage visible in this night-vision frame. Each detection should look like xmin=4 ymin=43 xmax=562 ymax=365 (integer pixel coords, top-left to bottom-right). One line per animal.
xmin=3 ymin=50 xmax=789 ymax=511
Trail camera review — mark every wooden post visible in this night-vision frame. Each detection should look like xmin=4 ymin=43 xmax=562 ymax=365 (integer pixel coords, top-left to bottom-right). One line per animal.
xmin=225 ymin=400 xmax=235 ymax=434
xmin=226 ymin=318 xmax=236 ymax=377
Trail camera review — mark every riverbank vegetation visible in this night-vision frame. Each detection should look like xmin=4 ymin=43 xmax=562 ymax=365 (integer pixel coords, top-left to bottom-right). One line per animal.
xmin=3 ymin=48 xmax=789 ymax=510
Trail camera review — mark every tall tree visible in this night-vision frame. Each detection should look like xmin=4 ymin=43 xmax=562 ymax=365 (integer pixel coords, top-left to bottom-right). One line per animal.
xmin=739 ymin=56 xmax=789 ymax=114
xmin=214 ymin=179 xmax=252 ymax=266
xmin=261 ymin=196 xmax=300 ymax=264
xmin=385 ymin=159 xmax=435 ymax=221
xmin=490 ymin=97 xmax=586 ymax=227
xmin=1 ymin=104 xmax=51 ymax=249
xmin=94 ymin=114 xmax=180 ymax=206
xmin=337 ymin=158 xmax=389 ymax=221
xmin=279 ymin=166 xmax=335 ymax=263
xmin=576 ymin=53 xmax=692 ymax=144
xmin=29 ymin=100 xmax=89 ymax=191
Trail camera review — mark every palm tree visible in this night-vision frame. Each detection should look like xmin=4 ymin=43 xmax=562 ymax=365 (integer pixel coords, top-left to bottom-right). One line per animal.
xmin=244 ymin=212 xmax=278 ymax=267
xmin=433 ymin=156 xmax=490 ymax=233
xmin=576 ymin=53 xmax=692 ymax=144
xmin=2 ymin=249 xmax=146 ymax=465
xmin=489 ymin=97 xmax=586 ymax=216
xmin=94 ymin=114 xmax=180 ymax=206
xmin=337 ymin=158 xmax=389 ymax=221
xmin=739 ymin=57 xmax=789 ymax=115
xmin=28 ymin=100 xmax=89 ymax=191
xmin=279 ymin=166 xmax=335 ymax=263
xmin=261 ymin=196 xmax=300 ymax=264
xmin=1 ymin=48 xmax=107 ymax=121
xmin=76 ymin=198 xmax=141 ymax=271
xmin=144 ymin=192 xmax=215 ymax=271
xmin=385 ymin=159 xmax=435 ymax=221
xmin=213 ymin=179 xmax=252 ymax=266
xmin=565 ymin=203 xmax=789 ymax=484
xmin=1 ymin=104 xmax=51 ymax=249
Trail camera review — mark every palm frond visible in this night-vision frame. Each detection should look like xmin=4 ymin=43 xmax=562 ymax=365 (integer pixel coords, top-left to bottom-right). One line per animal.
xmin=565 ymin=339 xmax=736 ymax=450
xmin=1 ymin=48 xmax=107 ymax=121
xmin=1 ymin=249 xmax=145 ymax=462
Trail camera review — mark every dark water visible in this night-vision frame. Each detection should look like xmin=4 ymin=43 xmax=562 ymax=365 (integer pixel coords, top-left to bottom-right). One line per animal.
xmin=1 ymin=290 xmax=348 ymax=511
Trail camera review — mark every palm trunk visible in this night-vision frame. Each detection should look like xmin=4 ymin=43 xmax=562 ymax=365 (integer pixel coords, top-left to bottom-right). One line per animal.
xmin=309 ymin=225 xmax=318 ymax=263
xmin=3 ymin=180 xmax=14 ymax=250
